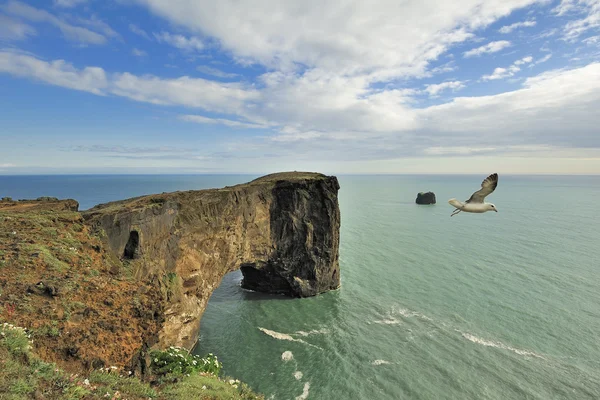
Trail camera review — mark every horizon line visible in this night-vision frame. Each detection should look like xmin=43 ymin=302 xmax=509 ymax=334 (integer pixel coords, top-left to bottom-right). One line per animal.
xmin=1 ymin=172 xmax=599 ymax=177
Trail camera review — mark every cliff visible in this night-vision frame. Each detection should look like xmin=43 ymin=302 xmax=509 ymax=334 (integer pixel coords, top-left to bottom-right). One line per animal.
xmin=0 ymin=172 xmax=341 ymax=376
xmin=83 ymin=172 xmax=340 ymax=350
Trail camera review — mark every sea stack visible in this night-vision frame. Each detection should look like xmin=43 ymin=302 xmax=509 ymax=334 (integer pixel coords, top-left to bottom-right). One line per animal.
xmin=416 ymin=191 xmax=436 ymax=205
xmin=84 ymin=171 xmax=341 ymax=350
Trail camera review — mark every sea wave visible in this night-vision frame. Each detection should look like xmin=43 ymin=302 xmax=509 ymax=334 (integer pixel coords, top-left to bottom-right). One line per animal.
xmin=295 ymin=328 xmax=330 ymax=336
xmin=282 ymin=351 xmax=294 ymax=362
xmin=258 ymin=327 xmax=323 ymax=350
xmin=295 ymin=382 xmax=310 ymax=400
xmin=372 ymin=359 xmax=391 ymax=366
xmin=374 ymin=318 xmax=401 ymax=325
xmin=374 ymin=305 xmax=433 ymax=325
xmin=393 ymin=306 xmax=433 ymax=321
xmin=461 ymin=332 xmax=545 ymax=359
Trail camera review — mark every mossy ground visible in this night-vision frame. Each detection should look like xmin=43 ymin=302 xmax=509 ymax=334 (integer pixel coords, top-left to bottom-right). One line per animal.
xmin=0 ymin=200 xmax=262 ymax=399
xmin=0 ymin=204 xmax=162 ymax=371
xmin=0 ymin=322 xmax=263 ymax=400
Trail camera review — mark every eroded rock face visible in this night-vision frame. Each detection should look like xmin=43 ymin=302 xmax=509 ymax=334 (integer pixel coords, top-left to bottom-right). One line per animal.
xmin=416 ymin=192 xmax=436 ymax=205
xmin=83 ymin=172 xmax=340 ymax=350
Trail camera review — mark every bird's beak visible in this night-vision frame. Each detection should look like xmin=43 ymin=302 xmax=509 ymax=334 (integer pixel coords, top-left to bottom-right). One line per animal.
xmin=495 ymin=209 xmax=498 ymax=212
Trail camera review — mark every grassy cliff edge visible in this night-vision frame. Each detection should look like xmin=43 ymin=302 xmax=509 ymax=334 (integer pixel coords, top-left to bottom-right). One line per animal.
xmin=0 ymin=198 xmax=262 ymax=399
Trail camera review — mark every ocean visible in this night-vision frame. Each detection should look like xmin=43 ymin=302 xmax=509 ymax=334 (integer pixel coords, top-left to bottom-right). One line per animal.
xmin=2 ymin=174 xmax=600 ymax=399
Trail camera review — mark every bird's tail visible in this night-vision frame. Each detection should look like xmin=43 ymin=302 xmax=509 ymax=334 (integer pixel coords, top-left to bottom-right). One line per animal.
xmin=448 ymin=198 xmax=464 ymax=209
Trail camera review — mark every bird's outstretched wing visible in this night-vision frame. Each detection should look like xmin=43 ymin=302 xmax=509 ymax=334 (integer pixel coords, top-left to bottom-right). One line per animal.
xmin=466 ymin=173 xmax=498 ymax=203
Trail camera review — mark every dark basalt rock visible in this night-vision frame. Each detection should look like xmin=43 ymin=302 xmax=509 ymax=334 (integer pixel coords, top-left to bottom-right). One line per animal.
xmin=416 ymin=191 xmax=436 ymax=205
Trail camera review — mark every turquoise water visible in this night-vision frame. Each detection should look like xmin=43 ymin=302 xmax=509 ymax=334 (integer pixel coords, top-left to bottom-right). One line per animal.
xmin=196 ymin=175 xmax=600 ymax=400
xmin=2 ymin=174 xmax=600 ymax=399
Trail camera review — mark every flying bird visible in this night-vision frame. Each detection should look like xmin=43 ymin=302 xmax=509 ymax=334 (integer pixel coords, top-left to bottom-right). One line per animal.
xmin=448 ymin=173 xmax=498 ymax=217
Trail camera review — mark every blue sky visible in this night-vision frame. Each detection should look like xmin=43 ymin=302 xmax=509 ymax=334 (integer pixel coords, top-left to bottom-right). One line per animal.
xmin=1 ymin=0 xmax=599 ymax=174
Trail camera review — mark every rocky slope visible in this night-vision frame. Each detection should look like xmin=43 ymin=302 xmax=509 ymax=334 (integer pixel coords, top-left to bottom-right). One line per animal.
xmin=83 ymin=172 xmax=341 ymax=350
xmin=0 ymin=172 xmax=340 ymax=374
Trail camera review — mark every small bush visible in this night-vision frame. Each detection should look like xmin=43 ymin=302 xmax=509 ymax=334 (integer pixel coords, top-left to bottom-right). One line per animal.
xmin=150 ymin=347 xmax=222 ymax=378
xmin=1 ymin=322 xmax=33 ymax=356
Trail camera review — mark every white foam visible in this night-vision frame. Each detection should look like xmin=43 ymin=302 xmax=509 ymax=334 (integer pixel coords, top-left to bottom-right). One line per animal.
xmin=374 ymin=306 xmax=433 ymax=325
xmin=394 ymin=306 xmax=433 ymax=321
xmin=282 ymin=351 xmax=294 ymax=362
xmin=371 ymin=359 xmax=391 ymax=366
xmin=461 ymin=332 xmax=545 ymax=359
xmin=374 ymin=318 xmax=401 ymax=325
xmin=295 ymin=328 xmax=329 ymax=337
xmin=259 ymin=328 xmax=305 ymax=343
xmin=295 ymin=382 xmax=310 ymax=400
xmin=293 ymin=371 xmax=303 ymax=380
xmin=258 ymin=327 xmax=323 ymax=350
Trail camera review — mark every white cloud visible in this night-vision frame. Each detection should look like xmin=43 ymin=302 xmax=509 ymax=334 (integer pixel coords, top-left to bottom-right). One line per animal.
xmin=464 ymin=40 xmax=511 ymax=57
xmin=196 ymin=65 xmax=239 ymax=78
xmin=423 ymin=146 xmax=497 ymax=155
xmin=110 ymin=73 xmax=257 ymax=114
xmin=482 ymin=56 xmax=533 ymax=80
xmin=54 ymin=0 xmax=88 ymax=8
xmin=179 ymin=115 xmax=267 ymax=129
xmin=424 ymin=80 xmax=466 ymax=96
xmin=419 ymin=63 xmax=600 ymax=149
xmin=129 ymin=24 xmax=150 ymax=40
xmin=154 ymin=31 xmax=204 ymax=52
xmin=132 ymin=48 xmax=147 ymax=57
xmin=555 ymin=0 xmax=600 ymax=40
xmin=515 ymin=56 xmax=534 ymax=64
xmin=0 ymin=51 xmax=108 ymax=94
xmin=530 ymin=53 xmax=552 ymax=66
xmin=0 ymin=50 xmax=260 ymax=117
xmin=73 ymin=15 xmax=119 ymax=40
xmin=2 ymin=1 xmax=113 ymax=45
xmin=134 ymin=0 xmax=542 ymax=78
xmin=0 ymin=15 xmax=36 ymax=41
xmin=499 ymin=19 xmax=537 ymax=33
xmin=583 ymin=35 xmax=600 ymax=44
xmin=429 ymin=61 xmax=457 ymax=74
xmin=2 ymin=48 xmax=600 ymax=164
xmin=0 ymin=163 xmax=16 ymax=168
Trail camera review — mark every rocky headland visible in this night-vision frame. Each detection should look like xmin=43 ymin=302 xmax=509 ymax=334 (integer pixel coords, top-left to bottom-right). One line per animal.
xmin=0 ymin=172 xmax=340 ymax=384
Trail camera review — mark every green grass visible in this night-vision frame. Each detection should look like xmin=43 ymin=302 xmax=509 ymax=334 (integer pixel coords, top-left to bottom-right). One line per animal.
xmin=20 ymin=243 xmax=70 ymax=273
xmin=161 ymin=374 xmax=263 ymax=400
xmin=0 ymin=323 xmax=263 ymax=400
xmin=88 ymin=370 xmax=157 ymax=398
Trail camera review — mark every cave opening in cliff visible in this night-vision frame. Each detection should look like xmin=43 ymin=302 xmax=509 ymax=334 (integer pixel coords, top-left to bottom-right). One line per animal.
xmin=123 ymin=230 xmax=140 ymax=259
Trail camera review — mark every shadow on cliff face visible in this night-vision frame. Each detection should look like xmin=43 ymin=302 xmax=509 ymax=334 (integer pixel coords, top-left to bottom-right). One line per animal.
xmin=240 ymin=177 xmax=341 ymax=297
xmin=208 ymin=271 xmax=298 ymax=303
xmin=123 ymin=230 xmax=140 ymax=259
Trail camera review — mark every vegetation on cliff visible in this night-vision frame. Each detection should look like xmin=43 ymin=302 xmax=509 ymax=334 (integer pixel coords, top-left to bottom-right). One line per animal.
xmin=0 ymin=322 xmax=262 ymax=399
xmin=0 ymin=200 xmax=262 ymax=399
xmin=0 ymin=201 xmax=162 ymax=372
xmin=0 ymin=172 xmax=340 ymax=398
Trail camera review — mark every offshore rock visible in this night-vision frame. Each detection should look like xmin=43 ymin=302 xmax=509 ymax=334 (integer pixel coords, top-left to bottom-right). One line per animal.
xmin=83 ymin=172 xmax=341 ymax=350
xmin=416 ymin=191 xmax=436 ymax=205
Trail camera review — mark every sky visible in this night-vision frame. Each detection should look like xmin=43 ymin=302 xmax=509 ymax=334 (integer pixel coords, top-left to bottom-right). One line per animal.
xmin=0 ymin=0 xmax=599 ymax=175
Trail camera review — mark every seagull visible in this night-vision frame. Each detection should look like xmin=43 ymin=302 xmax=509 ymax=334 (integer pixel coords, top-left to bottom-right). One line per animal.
xmin=448 ymin=173 xmax=498 ymax=217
